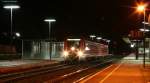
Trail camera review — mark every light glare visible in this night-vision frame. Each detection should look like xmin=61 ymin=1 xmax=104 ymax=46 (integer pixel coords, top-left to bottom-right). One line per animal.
xmin=67 ymin=39 xmax=81 ymax=41
xmin=142 ymin=21 xmax=149 ymax=25
xmin=15 ymin=32 xmax=21 ymax=37
xmin=85 ymin=47 xmax=90 ymax=51
xmin=4 ymin=5 xmax=20 ymax=9
xmin=137 ymin=5 xmax=145 ymax=12
xmin=130 ymin=44 xmax=135 ymax=48
xmin=107 ymin=40 xmax=111 ymax=43
xmin=139 ymin=28 xmax=150 ymax=32
xmin=44 ymin=19 xmax=56 ymax=22
xmin=90 ymin=35 xmax=96 ymax=38
xmin=96 ymin=37 xmax=102 ymax=40
xmin=63 ymin=51 xmax=69 ymax=57
xmin=71 ymin=47 xmax=75 ymax=51
xmin=78 ymin=51 xmax=83 ymax=57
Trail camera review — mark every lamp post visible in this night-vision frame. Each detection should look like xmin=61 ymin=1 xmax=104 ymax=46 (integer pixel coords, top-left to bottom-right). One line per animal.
xmin=90 ymin=35 xmax=96 ymax=40
xmin=15 ymin=32 xmax=23 ymax=59
xmin=44 ymin=19 xmax=56 ymax=60
xmin=3 ymin=5 xmax=20 ymax=36
xmin=137 ymin=4 xmax=147 ymax=67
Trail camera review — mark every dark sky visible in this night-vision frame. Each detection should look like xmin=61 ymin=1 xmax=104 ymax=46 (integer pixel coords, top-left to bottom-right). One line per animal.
xmin=0 ymin=0 xmax=149 ymax=40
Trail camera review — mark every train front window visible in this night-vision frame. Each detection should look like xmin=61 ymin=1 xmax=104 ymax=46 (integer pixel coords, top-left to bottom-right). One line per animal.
xmin=68 ymin=41 xmax=80 ymax=49
xmin=67 ymin=39 xmax=81 ymax=50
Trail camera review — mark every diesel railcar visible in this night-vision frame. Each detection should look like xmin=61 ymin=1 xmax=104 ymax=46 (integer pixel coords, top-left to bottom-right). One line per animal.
xmin=63 ymin=38 xmax=109 ymax=61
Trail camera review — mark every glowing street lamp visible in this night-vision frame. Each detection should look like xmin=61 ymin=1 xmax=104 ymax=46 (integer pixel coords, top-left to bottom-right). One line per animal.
xmin=14 ymin=32 xmax=23 ymax=59
xmin=4 ymin=5 xmax=20 ymax=9
xmin=142 ymin=21 xmax=149 ymax=25
xmin=136 ymin=4 xmax=147 ymax=29
xmin=137 ymin=5 xmax=146 ymax=12
xmin=3 ymin=5 xmax=20 ymax=36
xmin=44 ymin=18 xmax=56 ymax=60
xmin=44 ymin=19 xmax=56 ymax=40
xmin=90 ymin=35 xmax=96 ymax=40
xmin=96 ymin=37 xmax=102 ymax=40
xmin=15 ymin=32 xmax=21 ymax=37
xmin=107 ymin=40 xmax=111 ymax=43
xmin=139 ymin=28 xmax=150 ymax=32
xmin=44 ymin=19 xmax=56 ymax=22
xmin=130 ymin=43 xmax=135 ymax=48
xmin=136 ymin=3 xmax=147 ymax=67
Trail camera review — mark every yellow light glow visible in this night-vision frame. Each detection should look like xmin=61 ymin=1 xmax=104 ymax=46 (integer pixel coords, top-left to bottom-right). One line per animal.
xmin=136 ymin=2 xmax=147 ymax=13
xmin=137 ymin=5 xmax=145 ymax=12
xmin=78 ymin=51 xmax=83 ymax=56
xmin=85 ymin=47 xmax=90 ymax=51
xmin=71 ymin=47 xmax=75 ymax=51
xmin=63 ymin=51 xmax=69 ymax=57
xmin=77 ymin=51 xmax=85 ymax=60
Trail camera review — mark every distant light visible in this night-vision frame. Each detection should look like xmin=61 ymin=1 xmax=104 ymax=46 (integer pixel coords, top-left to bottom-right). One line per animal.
xmin=139 ymin=28 xmax=150 ymax=32
xmin=71 ymin=47 xmax=75 ymax=51
xmin=85 ymin=47 xmax=90 ymax=51
xmin=96 ymin=37 xmax=102 ymax=40
xmin=132 ymin=40 xmax=141 ymax=42
xmin=132 ymin=40 xmax=137 ymax=42
xmin=90 ymin=35 xmax=96 ymax=39
xmin=63 ymin=51 xmax=69 ymax=57
xmin=67 ymin=39 xmax=81 ymax=41
xmin=15 ymin=32 xmax=21 ymax=37
xmin=107 ymin=40 xmax=111 ymax=43
xmin=145 ymin=29 xmax=150 ymax=32
xmin=103 ymin=39 xmax=107 ymax=41
xmin=3 ymin=5 xmax=20 ymax=9
xmin=145 ymin=49 xmax=149 ymax=53
xmin=137 ymin=4 xmax=146 ymax=12
xmin=130 ymin=44 xmax=135 ymax=48
xmin=142 ymin=21 xmax=149 ymax=25
xmin=77 ymin=51 xmax=83 ymax=57
xmin=44 ymin=19 xmax=56 ymax=22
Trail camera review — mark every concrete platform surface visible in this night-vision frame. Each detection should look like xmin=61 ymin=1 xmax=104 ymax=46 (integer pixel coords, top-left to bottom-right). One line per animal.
xmin=80 ymin=54 xmax=150 ymax=83
xmin=0 ymin=60 xmax=59 ymax=74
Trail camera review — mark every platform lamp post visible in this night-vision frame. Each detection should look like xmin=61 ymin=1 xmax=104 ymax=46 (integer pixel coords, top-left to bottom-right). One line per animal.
xmin=137 ymin=4 xmax=147 ymax=67
xmin=15 ymin=32 xmax=23 ymax=59
xmin=4 ymin=5 xmax=20 ymax=55
xmin=3 ymin=5 xmax=20 ymax=37
xmin=90 ymin=35 xmax=96 ymax=40
xmin=44 ymin=19 xmax=56 ymax=60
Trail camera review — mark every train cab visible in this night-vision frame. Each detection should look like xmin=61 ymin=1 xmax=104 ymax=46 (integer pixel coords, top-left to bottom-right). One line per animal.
xmin=63 ymin=38 xmax=86 ymax=61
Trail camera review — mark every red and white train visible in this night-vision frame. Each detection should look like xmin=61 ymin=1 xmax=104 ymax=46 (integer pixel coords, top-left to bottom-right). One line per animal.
xmin=63 ymin=37 xmax=109 ymax=61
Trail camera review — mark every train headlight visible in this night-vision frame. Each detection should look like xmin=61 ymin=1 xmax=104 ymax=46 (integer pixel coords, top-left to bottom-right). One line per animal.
xmin=77 ymin=51 xmax=85 ymax=60
xmin=71 ymin=47 xmax=75 ymax=51
xmin=77 ymin=51 xmax=83 ymax=57
xmin=85 ymin=47 xmax=90 ymax=51
xmin=63 ymin=51 xmax=69 ymax=57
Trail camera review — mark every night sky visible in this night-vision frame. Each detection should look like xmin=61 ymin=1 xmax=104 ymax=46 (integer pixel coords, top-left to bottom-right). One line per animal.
xmin=0 ymin=0 xmax=149 ymax=40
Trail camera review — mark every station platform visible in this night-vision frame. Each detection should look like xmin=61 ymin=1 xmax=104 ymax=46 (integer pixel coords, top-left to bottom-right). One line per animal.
xmin=80 ymin=54 xmax=150 ymax=83
xmin=0 ymin=60 xmax=59 ymax=74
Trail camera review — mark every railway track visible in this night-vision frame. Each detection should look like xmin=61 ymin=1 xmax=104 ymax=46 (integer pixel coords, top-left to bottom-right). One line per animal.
xmin=0 ymin=58 xmax=117 ymax=83
xmin=0 ymin=63 xmax=72 ymax=82
xmin=48 ymin=60 xmax=114 ymax=83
